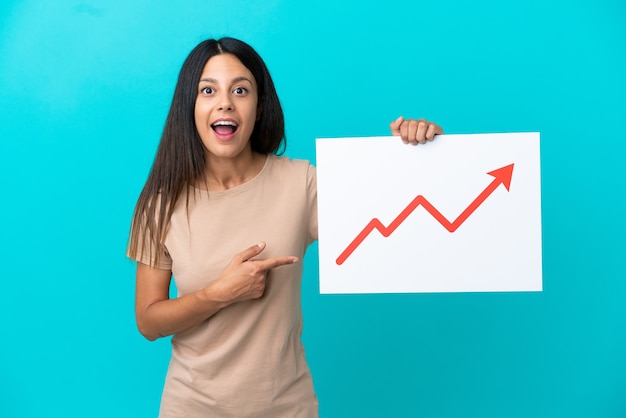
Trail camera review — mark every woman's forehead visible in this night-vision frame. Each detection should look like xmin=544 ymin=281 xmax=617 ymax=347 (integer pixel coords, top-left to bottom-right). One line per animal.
xmin=199 ymin=54 xmax=256 ymax=84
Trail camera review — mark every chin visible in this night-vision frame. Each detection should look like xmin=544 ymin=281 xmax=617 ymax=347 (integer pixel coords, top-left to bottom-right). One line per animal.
xmin=206 ymin=145 xmax=249 ymax=160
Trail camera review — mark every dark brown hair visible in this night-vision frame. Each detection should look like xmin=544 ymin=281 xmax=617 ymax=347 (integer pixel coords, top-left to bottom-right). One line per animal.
xmin=128 ymin=37 xmax=285 ymax=267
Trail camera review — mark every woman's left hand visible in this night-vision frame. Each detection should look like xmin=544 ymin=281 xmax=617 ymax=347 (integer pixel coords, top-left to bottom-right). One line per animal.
xmin=390 ymin=116 xmax=443 ymax=145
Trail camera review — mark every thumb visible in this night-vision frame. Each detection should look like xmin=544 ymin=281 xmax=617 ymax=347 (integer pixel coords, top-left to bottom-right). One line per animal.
xmin=238 ymin=241 xmax=266 ymax=263
xmin=389 ymin=116 xmax=404 ymax=136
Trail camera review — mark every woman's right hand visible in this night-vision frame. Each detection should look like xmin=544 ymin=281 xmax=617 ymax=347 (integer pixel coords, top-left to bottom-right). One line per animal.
xmin=208 ymin=242 xmax=299 ymax=304
xmin=135 ymin=242 xmax=298 ymax=340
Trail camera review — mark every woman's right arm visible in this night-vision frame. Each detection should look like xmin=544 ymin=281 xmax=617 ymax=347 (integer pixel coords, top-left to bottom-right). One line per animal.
xmin=134 ymin=241 xmax=299 ymax=341
xmin=135 ymin=262 xmax=226 ymax=341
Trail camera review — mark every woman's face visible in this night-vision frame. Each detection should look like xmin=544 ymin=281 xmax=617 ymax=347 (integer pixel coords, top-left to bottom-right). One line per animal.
xmin=194 ymin=53 xmax=258 ymax=162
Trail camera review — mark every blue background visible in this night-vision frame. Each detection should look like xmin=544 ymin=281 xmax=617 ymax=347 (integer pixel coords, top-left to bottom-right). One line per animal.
xmin=1 ymin=1 xmax=625 ymax=417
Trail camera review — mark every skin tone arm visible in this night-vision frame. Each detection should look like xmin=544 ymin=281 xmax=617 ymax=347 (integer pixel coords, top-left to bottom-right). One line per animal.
xmin=135 ymin=241 xmax=298 ymax=341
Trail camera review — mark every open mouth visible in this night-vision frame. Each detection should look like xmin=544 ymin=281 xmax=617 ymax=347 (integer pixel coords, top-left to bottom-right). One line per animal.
xmin=211 ymin=120 xmax=238 ymax=135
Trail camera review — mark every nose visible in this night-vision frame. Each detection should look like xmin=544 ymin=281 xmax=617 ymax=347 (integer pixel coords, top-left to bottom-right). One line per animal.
xmin=217 ymin=91 xmax=234 ymax=111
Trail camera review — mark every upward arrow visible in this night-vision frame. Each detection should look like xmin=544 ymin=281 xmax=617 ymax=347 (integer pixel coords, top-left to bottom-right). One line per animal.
xmin=447 ymin=163 xmax=514 ymax=232
xmin=335 ymin=164 xmax=515 ymax=265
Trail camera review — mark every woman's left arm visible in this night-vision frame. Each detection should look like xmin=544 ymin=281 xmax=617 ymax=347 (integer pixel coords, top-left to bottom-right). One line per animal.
xmin=390 ymin=116 xmax=443 ymax=145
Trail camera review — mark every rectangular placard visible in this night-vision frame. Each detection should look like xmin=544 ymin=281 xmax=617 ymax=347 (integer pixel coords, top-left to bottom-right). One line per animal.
xmin=316 ymin=133 xmax=542 ymax=294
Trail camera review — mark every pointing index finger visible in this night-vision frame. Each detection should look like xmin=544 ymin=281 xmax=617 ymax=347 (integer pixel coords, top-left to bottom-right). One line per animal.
xmin=257 ymin=256 xmax=299 ymax=271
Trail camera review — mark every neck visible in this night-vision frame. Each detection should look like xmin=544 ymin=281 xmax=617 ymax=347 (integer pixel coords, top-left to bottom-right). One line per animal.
xmin=202 ymin=151 xmax=266 ymax=191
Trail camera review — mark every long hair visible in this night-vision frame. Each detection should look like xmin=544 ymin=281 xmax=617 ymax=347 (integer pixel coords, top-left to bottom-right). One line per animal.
xmin=127 ymin=37 xmax=285 ymax=267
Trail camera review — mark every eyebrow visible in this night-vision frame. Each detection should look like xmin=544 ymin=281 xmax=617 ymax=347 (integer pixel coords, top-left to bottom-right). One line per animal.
xmin=198 ymin=76 xmax=254 ymax=84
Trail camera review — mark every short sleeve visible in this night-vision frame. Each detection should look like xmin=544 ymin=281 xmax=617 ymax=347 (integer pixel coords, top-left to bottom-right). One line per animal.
xmin=127 ymin=213 xmax=173 ymax=271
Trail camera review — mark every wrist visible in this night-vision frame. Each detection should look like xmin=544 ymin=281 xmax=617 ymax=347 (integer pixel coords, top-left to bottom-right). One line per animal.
xmin=199 ymin=282 xmax=231 ymax=310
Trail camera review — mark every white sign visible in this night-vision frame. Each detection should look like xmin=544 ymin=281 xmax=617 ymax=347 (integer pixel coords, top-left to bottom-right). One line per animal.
xmin=316 ymin=133 xmax=542 ymax=294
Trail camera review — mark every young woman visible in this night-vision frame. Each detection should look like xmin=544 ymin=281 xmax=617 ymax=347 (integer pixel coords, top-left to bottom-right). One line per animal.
xmin=127 ymin=37 xmax=442 ymax=418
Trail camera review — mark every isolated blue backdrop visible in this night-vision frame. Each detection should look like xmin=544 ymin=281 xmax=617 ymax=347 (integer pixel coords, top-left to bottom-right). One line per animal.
xmin=1 ymin=1 xmax=624 ymax=417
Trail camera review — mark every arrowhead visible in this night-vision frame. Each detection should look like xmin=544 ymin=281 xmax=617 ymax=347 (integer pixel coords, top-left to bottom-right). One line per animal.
xmin=487 ymin=164 xmax=514 ymax=191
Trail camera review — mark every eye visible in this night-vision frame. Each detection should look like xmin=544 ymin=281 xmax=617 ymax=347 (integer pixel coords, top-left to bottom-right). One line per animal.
xmin=233 ymin=87 xmax=248 ymax=95
xmin=200 ymin=86 xmax=214 ymax=95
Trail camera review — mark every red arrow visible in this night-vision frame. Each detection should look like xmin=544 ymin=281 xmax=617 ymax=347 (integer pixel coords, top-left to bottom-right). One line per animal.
xmin=335 ymin=164 xmax=515 ymax=265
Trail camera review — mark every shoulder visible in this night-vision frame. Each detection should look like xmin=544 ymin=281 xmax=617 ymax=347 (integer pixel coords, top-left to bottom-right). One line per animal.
xmin=267 ymin=154 xmax=315 ymax=175
xmin=264 ymin=155 xmax=316 ymax=195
